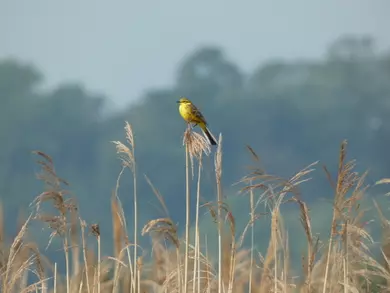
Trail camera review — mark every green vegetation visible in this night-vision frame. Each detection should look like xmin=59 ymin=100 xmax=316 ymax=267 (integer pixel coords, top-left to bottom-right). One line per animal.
xmin=1 ymin=35 xmax=390 ymax=291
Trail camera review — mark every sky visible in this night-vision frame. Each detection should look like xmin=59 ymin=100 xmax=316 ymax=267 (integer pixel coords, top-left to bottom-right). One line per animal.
xmin=1 ymin=0 xmax=390 ymax=109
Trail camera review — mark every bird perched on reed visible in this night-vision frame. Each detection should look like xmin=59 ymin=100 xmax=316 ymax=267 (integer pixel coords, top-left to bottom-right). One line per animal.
xmin=177 ymin=97 xmax=217 ymax=146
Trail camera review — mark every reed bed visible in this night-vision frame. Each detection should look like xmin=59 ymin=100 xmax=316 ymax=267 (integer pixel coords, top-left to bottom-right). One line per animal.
xmin=0 ymin=122 xmax=389 ymax=292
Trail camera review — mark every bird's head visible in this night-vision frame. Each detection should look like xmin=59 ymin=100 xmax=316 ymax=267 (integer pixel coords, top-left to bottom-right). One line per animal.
xmin=177 ymin=97 xmax=191 ymax=104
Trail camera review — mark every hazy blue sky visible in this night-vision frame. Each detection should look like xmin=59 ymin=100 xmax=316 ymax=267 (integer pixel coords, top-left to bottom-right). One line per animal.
xmin=2 ymin=1 xmax=390 ymax=109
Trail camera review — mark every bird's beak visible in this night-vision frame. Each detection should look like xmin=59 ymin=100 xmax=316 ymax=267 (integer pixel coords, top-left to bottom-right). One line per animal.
xmin=176 ymin=100 xmax=180 ymax=103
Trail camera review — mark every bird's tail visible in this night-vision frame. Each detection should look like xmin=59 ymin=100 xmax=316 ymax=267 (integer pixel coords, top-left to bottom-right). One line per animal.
xmin=200 ymin=124 xmax=217 ymax=146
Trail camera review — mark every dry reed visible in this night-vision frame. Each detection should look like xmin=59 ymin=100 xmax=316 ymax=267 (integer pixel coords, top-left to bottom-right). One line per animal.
xmin=1 ymin=126 xmax=390 ymax=293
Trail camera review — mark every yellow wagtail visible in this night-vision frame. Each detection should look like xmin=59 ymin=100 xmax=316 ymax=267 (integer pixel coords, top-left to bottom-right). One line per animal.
xmin=177 ymin=97 xmax=217 ymax=146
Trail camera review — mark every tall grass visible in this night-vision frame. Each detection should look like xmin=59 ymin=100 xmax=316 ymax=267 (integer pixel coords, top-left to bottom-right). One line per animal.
xmin=0 ymin=122 xmax=390 ymax=292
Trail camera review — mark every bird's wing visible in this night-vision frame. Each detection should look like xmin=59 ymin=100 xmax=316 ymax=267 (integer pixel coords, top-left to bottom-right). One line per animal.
xmin=191 ymin=103 xmax=207 ymax=125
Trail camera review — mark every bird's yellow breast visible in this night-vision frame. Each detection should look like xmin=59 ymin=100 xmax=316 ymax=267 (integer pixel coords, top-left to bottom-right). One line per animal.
xmin=179 ymin=103 xmax=195 ymax=122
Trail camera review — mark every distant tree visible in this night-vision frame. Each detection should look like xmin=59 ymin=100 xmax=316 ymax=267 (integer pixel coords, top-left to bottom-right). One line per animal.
xmin=176 ymin=47 xmax=243 ymax=100
xmin=326 ymin=34 xmax=375 ymax=61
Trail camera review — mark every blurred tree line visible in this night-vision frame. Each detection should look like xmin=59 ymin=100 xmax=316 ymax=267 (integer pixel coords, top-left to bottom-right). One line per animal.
xmin=1 ymin=35 xmax=390 ymax=246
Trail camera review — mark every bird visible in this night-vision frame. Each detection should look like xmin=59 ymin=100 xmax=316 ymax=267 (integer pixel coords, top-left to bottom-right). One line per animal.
xmin=177 ymin=97 xmax=217 ymax=146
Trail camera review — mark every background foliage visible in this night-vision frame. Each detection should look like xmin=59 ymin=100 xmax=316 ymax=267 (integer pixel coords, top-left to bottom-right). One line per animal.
xmin=1 ymin=35 xmax=390 ymax=262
